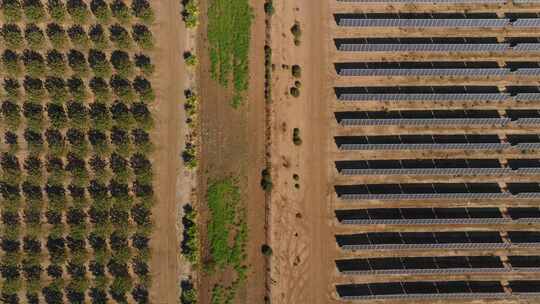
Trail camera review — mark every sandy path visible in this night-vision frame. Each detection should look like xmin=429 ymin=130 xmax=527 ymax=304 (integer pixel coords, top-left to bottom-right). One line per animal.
xmin=150 ymin=0 xmax=187 ymax=303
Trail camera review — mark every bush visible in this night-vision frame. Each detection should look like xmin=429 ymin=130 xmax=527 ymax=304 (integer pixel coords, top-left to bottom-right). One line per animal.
xmin=260 ymin=168 xmax=272 ymax=191
xmin=261 ymin=244 xmax=272 ymax=256
xmin=183 ymin=52 xmax=198 ymax=67
xmin=22 ymin=49 xmax=46 ymax=78
xmin=134 ymin=54 xmax=154 ymax=76
xmin=182 ymin=0 xmax=199 ymax=28
xmin=2 ymin=50 xmax=22 ymax=77
xmin=292 ymin=128 xmax=302 ymax=145
xmin=290 ymin=86 xmax=299 ymax=97
xmin=88 ymin=49 xmax=111 ymax=78
xmin=292 ymin=65 xmax=301 ymax=78
xmin=291 ymin=22 xmax=302 ymax=45
xmin=47 ymin=50 xmax=67 ymax=75
xmin=47 ymin=0 xmax=66 ymax=22
xmin=111 ymin=50 xmax=133 ymax=77
xmin=68 ymin=49 xmax=89 ymax=76
xmin=264 ymin=1 xmax=274 ymax=15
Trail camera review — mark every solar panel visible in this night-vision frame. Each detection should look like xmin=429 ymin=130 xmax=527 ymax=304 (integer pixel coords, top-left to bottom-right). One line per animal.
xmin=338 ymin=93 xmax=509 ymax=102
xmin=338 ymin=18 xmax=509 ymax=28
xmin=337 ymin=0 xmax=506 ymax=2
xmin=340 ymin=118 xmax=509 ymax=126
xmin=339 ymin=68 xmax=510 ymax=77
xmin=512 ymin=19 xmax=540 ymax=27
xmin=339 ymin=43 xmax=510 ymax=52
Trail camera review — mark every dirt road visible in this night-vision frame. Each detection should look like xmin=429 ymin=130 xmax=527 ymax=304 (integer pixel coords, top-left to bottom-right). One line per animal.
xmin=150 ymin=0 xmax=186 ymax=303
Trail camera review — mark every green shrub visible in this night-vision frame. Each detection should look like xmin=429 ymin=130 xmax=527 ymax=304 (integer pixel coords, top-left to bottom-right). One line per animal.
xmin=292 ymin=65 xmax=301 ymax=78
xmin=292 ymin=128 xmax=302 ymax=145
xmin=261 ymin=244 xmax=272 ymax=256
xmin=290 ymin=86 xmax=299 ymax=97
xmin=264 ymin=1 xmax=274 ymax=15
xmin=183 ymin=0 xmax=199 ymax=28
xmin=291 ymin=22 xmax=302 ymax=45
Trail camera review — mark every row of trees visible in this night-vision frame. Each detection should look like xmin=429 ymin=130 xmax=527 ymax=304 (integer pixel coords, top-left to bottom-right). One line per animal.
xmin=1 ymin=0 xmax=154 ymax=24
xmin=3 ymin=49 xmax=153 ymax=78
xmin=1 ymin=75 xmax=155 ymax=105
xmin=1 ymin=22 xmax=154 ymax=50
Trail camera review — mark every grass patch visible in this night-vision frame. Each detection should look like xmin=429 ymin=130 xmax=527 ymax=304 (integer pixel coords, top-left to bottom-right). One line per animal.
xmin=207 ymin=0 xmax=253 ymax=107
xmin=206 ymin=179 xmax=248 ymax=303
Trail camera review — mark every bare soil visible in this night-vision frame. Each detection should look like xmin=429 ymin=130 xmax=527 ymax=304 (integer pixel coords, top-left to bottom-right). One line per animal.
xmin=150 ymin=0 xmax=187 ymax=303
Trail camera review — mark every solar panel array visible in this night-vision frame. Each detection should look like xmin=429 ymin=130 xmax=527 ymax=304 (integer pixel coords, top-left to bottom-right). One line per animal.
xmin=332 ymin=1 xmax=540 ymax=302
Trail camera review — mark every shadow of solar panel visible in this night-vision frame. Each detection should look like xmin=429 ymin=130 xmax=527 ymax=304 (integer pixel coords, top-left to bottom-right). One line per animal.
xmin=507 ymin=134 xmax=540 ymax=145
xmin=507 ymin=110 xmax=540 ymax=120
xmin=508 ymin=159 xmax=540 ymax=168
xmin=508 ymin=208 xmax=540 ymax=219
xmin=508 ymin=281 xmax=540 ymax=292
xmin=507 ymin=183 xmax=540 ymax=194
xmin=508 ymin=256 xmax=540 ymax=267
xmin=469 ymin=281 xmax=504 ymax=293
xmin=468 ymin=256 xmax=504 ymax=268
xmin=508 ymin=231 xmax=540 ymax=243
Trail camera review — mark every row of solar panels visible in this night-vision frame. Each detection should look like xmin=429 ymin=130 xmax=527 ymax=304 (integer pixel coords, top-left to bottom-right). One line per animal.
xmin=342 ymin=243 xmax=540 ymax=250
xmin=338 ymin=92 xmax=540 ymax=101
xmin=337 ymin=255 xmax=540 ymax=272
xmin=339 ymin=143 xmax=540 ymax=150
xmin=338 ymin=18 xmax=540 ymax=27
xmin=340 ymin=117 xmax=540 ymax=125
xmin=337 ymin=0 xmax=532 ymax=3
xmin=338 ymin=43 xmax=540 ymax=52
xmin=339 ymin=68 xmax=540 ymax=76
xmin=340 ymin=192 xmax=540 ymax=200
xmin=341 ymin=293 xmax=539 ymax=301
xmin=340 ymin=167 xmax=540 ymax=175
xmin=341 ymin=217 xmax=540 ymax=225
xmin=343 ymin=268 xmax=540 ymax=276
xmin=337 ymin=280 xmax=540 ymax=300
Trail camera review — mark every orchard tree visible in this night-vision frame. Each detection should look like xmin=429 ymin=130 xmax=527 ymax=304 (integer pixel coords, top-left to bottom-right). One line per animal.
xmin=110 ymin=0 xmax=130 ymax=24
xmin=131 ymin=0 xmax=153 ymax=24
xmin=23 ymin=76 xmax=45 ymax=102
xmin=2 ymin=50 xmax=21 ymax=77
xmin=134 ymin=54 xmax=153 ymax=76
xmin=47 ymin=103 xmax=68 ymax=128
xmin=90 ymin=0 xmax=111 ymax=23
xmin=22 ymin=49 xmax=46 ymax=78
xmin=23 ymin=156 xmax=42 ymax=178
xmin=68 ymin=49 xmax=89 ymax=76
xmin=46 ymin=23 xmax=68 ymax=49
xmin=66 ymin=100 xmax=88 ymax=125
xmin=2 ymin=0 xmax=23 ymax=23
xmin=24 ymin=24 xmax=46 ymax=50
xmin=67 ymin=25 xmax=90 ymax=49
xmin=89 ymin=24 xmax=108 ymax=49
xmin=66 ymin=0 xmax=89 ymax=24
xmin=110 ymin=101 xmax=132 ymax=127
xmin=88 ymin=49 xmax=111 ymax=78
xmin=110 ymin=75 xmax=134 ymax=102
xmin=45 ymin=128 xmax=65 ymax=151
xmin=132 ymin=24 xmax=153 ymax=50
xmin=46 ymin=50 xmax=67 ymax=75
xmin=109 ymin=24 xmax=132 ymax=49
xmin=22 ymin=0 xmax=46 ymax=23
xmin=1 ymin=101 xmax=21 ymax=130
xmin=2 ymin=24 xmax=24 ymax=49
xmin=67 ymin=77 xmax=88 ymax=102
xmin=3 ymin=78 xmax=21 ymax=101
xmin=131 ymin=102 xmax=152 ymax=128
xmin=133 ymin=76 xmax=155 ymax=102
xmin=45 ymin=77 xmax=68 ymax=104
xmin=89 ymin=77 xmax=111 ymax=103
xmin=47 ymin=0 xmax=66 ymax=22
xmin=110 ymin=50 xmax=133 ymax=77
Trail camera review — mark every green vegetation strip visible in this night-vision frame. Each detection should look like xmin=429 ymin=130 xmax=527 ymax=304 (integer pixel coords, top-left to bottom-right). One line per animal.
xmin=207 ymin=0 xmax=253 ymax=107
xmin=206 ymin=179 xmax=247 ymax=303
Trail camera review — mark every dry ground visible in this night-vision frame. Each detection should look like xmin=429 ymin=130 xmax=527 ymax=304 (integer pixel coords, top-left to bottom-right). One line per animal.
xmin=195 ymin=0 xmax=267 ymax=303
xmin=150 ymin=0 xmax=187 ymax=303
xmin=268 ymin=0 xmax=337 ymax=303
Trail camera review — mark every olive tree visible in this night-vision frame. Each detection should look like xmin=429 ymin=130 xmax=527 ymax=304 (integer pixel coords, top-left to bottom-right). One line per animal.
xmin=47 ymin=50 xmax=67 ymax=75
xmin=2 ymin=24 xmax=24 ymax=49
xmin=22 ymin=0 xmax=46 ymax=23
xmin=24 ymin=24 xmax=45 ymax=50
xmin=131 ymin=0 xmax=153 ymax=24
xmin=66 ymin=0 xmax=89 ymax=24
xmin=47 ymin=0 xmax=67 ymax=22
xmin=46 ymin=23 xmax=68 ymax=49
xmin=2 ymin=0 xmax=23 ymax=23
